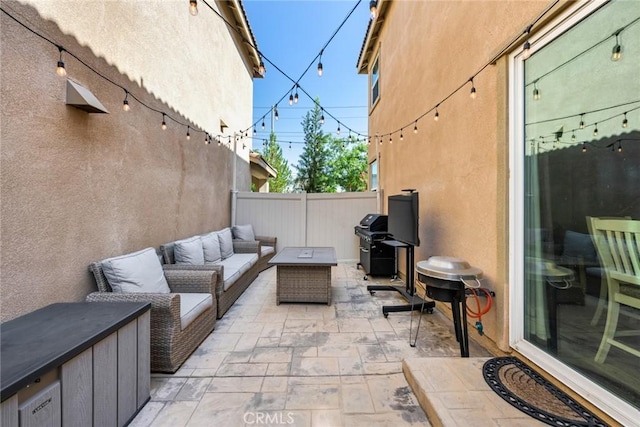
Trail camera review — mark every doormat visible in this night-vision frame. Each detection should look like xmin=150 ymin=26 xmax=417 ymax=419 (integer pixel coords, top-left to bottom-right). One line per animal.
xmin=482 ymin=357 xmax=608 ymax=427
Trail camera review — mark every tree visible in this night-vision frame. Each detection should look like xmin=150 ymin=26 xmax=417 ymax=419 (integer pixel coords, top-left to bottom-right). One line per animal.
xmin=257 ymin=132 xmax=292 ymax=193
xmin=329 ymin=137 xmax=368 ymax=192
xmin=295 ymin=102 xmax=335 ymax=193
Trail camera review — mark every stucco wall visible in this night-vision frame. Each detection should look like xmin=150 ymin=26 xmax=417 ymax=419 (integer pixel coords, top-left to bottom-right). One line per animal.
xmin=0 ymin=1 xmax=254 ymax=321
xmin=366 ymin=0 xmax=554 ymax=351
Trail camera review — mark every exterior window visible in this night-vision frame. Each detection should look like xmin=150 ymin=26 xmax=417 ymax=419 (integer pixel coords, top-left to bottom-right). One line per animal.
xmin=369 ymin=159 xmax=378 ymax=191
xmin=371 ymin=55 xmax=380 ymax=106
xmin=515 ymin=0 xmax=639 ymax=417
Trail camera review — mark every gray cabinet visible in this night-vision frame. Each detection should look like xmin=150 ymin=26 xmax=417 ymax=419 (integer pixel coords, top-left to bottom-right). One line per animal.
xmin=1 ymin=303 xmax=151 ymax=427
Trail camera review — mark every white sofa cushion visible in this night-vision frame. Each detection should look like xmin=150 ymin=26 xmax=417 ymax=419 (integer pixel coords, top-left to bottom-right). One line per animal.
xmin=174 ymin=236 xmax=205 ymax=265
xmin=217 ymin=228 xmax=234 ymax=259
xmin=217 ymin=253 xmax=259 ymax=291
xmin=178 ymin=293 xmax=213 ymax=330
xmin=232 ymin=224 xmax=255 ymax=241
xmin=261 ymin=245 xmax=275 ymax=256
xmin=101 ymin=248 xmax=170 ymax=294
xmin=201 ymin=231 xmax=222 ymax=263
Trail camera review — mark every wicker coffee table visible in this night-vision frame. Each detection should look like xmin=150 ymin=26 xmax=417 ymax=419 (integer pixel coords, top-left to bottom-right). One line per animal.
xmin=269 ymin=247 xmax=337 ymax=305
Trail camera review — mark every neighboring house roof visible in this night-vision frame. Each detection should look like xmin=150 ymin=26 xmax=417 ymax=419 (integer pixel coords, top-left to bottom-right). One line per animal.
xmin=223 ymin=0 xmax=263 ymax=78
xmin=249 ymin=152 xmax=277 ymax=179
xmin=356 ymin=0 xmax=390 ymax=74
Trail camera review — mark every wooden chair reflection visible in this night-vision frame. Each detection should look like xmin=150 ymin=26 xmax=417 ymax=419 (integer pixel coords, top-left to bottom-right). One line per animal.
xmin=588 ymin=217 xmax=640 ymax=363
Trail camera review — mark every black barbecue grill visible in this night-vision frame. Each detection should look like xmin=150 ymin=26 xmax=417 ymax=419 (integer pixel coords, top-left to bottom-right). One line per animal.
xmin=355 ymin=214 xmax=395 ymax=279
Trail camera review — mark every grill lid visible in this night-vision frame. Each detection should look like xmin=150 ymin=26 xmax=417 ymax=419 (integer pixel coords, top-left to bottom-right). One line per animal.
xmin=416 ymin=256 xmax=483 ymax=281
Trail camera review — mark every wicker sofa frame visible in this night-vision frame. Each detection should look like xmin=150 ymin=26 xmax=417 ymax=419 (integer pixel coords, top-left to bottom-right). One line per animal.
xmin=253 ymin=235 xmax=277 ymax=272
xmin=87 ymin=263 xmax=217 ymax=373
xmin=160 ymin=240 xmax=260 ymax=318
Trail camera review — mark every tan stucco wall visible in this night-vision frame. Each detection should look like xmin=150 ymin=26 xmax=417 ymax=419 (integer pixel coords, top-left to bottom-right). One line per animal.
xmin=0 ymin=1 xmax=254 ymax=321
xmin=366 ymin=0 xmax=554 ymax=352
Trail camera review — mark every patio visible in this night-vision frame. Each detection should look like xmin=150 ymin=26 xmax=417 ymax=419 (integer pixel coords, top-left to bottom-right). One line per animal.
xmin=130 ymin=262 xmax=491 ymax=426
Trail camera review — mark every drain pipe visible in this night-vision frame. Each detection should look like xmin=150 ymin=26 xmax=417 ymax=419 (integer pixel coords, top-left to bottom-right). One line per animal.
xmin=231 ymin=133 xmax=238 ymax=226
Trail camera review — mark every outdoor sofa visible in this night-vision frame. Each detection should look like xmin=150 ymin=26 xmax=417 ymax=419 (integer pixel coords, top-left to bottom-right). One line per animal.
xmin=86 ymin=247 xmax=217 ymax=373
xmin=160 ymin=226 xmax=275 ymax=318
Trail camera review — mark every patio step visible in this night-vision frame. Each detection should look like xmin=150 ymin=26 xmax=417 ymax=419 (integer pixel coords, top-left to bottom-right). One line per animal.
xmin=402 ymin=357 xmax=542 ymax=426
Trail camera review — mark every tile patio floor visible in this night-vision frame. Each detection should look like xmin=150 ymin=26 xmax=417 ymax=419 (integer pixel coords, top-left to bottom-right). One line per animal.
xmin=130 ymin=263 xmax=491 ymax=427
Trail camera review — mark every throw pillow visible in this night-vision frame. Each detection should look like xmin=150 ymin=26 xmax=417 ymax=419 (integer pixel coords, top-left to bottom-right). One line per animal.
xmin=562 ymin=230 xmax=597 ymax=264
xmin=232 ymin=224 xmax=256 ymax=241
xmin=101 ymin=248 xmax=170 ymax=294
xmin=217 ymin=227 xmax=234 ymax=259
xmin=174 ymin=236 xmax=205 ymax=265
xmin=201 ymin=231 xmax=222 ymax=263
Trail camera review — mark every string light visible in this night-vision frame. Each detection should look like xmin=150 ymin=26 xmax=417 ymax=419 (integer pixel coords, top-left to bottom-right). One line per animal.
xmin=122 ymin=90 xmax=130 ymax=111
xmin=218 ymin=137 xmax=222 ymax=147
xmin=261 ymin=120 xmax=265 ymax=130
xmin=274 ymin=105 xmax=279 ymax=121
xmin=413 ymin=121 xmax=418 ymax=134
xmin=571 ymin=131 xmax=576 ymax=142
xmin=289 ymin=92 xmax=294 ymax=105
xmin=593 ymin=123 xmax=598 ymax=137
xmin=320 ymin=109 xmax=325 ymax=125
xmin=618 ymin=141 xmax=623 ymax=153
xmin=434 ymin=106 xmax=439 ymax=121
xmin=400 ymin=129 xmax=404 ymax=141
xmin=186 ymin=126 xmax=191 ymax=140
xmin=56 ymin=45 xmax=66 ymax=77
xmin=337 ymin=125 xmax=341 ymax=135
xmin=258 ymin=59 xmax=265 ymax=76
xmin=611 ymin=30 xmax=622 ymax=61
xmin=579 ymin=114 xmax=585 ymax=129
xmin=533 ymin=81 xmax=540 ymax=100
xmin=189 ymin=0 xmax=198 ymax=16
xmin=317 ymin=50 xmax=323 ymax=77
xmin=622 ymin=112 xmax=628 ymax=128
xmin=522 ymin=25 xmax=533 ymax=59
xmin=369 ymin=0 xmax=377 ymax=20
xmin=582 ymin=143 xmax=587 ymax=153
xmin=389 ymin=135 xmax=392 ymax=144
xmin=294 ymin=85 xmax=299 ymax=104
xmin=469 ymin=78 xmax=477 ymax=99
xmin=204 ymin=133 xmax=209 ymax=145
xmin=161 ymin=114 xmax=167 ymax=130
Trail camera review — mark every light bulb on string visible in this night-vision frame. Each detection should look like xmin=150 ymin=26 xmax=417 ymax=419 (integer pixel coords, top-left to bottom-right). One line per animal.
xmin=320 ymin=110 xmax=325 ymax=125
xmin=593 ymin=123 xmax=598 ymax=137
xmin=582 ymin=143 xmax=587 ymax=153
xmin=369 ymin=0 xmax=377 ymax=19
xmin=611 ymin=31 xmax=622 ymax=61
xmin=218 ymin=137 xmax=222 ymax=147
xmin=434 ymin=106 xmax=439 ymax=121
xmin=258 ymin=60 xmax=265 ymax=76
xmin=579 ymin=114 xmax=585 ymax=129
xmin=337 ymin=125 xmax=341 ymax=135
xmin=294 ymin=85 xmax=299 ymax=104
xmin=533 ymin=81 xmax=540 ymax=100
xmin=253 ymin=126 xmax=257 ymax=134
xmin=289 ymin=93 xmax=294 ymax=105
xmin=413 ymin=121 xmax=418 ymax=134
xmin=56 ymin=45 xmax=67 ymax=77
xmin=189 ymin=0 xmax=198 ymax=16
xmin=469 ymin=78 xmax=476 ymax=99
xmin=161 ymin=114 xmax=167 ymax=130
xmin=389 ymin=135 xmax=392 ymax=144
xmin=622 ymin=112 xmax=628 ymax=128
xmin=400 ymin=129 xmax=404 ymax=141
xmin=122 ymin=90 xmax=130 ymax=111
xmin=205 ymin=133 xmax=209 ymax=145
xmin=571 ymin=131 xmax=576 ymax=142
xmin=522 ymin=25 xmax=532 ymax=59
xmin=186 ymin=126 xmax=191 ymax=140
xmin=261 ymin=120 xmax=265 ymax=130
xmin=618 ymin=141 xmax=623 ymax=153
xmin=274 ymin=105 xmax=279 ymax=121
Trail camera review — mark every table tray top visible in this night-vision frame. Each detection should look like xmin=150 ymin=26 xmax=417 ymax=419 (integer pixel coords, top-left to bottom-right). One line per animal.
xmin=269 ymin=247 xmax=337 ymax=266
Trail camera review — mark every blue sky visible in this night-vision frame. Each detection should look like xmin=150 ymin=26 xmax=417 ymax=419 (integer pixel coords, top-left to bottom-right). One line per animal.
xmin=243 ymin=0 xmax=370 ymax=168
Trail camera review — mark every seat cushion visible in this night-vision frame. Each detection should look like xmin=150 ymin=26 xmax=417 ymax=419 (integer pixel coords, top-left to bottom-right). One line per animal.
xmin=217 ymin=228 xmax=234 ymax=259
xmin=232 ymin=224 xmax=255 ymax=241
xmin=101 ymin=248 xmax=170 ymax=294
xmin=217 ymin=254 xmax=258 ymax=291
xmin=178 ymin=293 xmax=213 ymax=330
xmin=261 ymin=245 xmax=275 ymax=256
xmin=174 ymin=236 xmax=205 ymax=265
xmin=201 ymin=231 xmax=222 ymax=263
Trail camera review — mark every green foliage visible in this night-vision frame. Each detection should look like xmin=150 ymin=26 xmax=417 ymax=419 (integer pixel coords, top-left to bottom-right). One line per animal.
xmin=257 ymin=132 xmax=292 ymax=193
xmin=295 ymin=102 xmax=335 ymax=193
xmin=329 ymin=138 xmax=368 ymax=192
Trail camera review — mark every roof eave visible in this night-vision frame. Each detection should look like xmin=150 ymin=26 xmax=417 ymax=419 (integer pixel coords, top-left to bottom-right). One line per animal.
xmin=223 ymin=0 xmax=263 ymax=79
xmin=356 ymin=0 xmax=389 ymax=74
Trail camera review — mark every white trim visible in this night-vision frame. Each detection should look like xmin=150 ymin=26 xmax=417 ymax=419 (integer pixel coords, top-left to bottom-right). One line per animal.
xmin=508 ymin=0 xmax=640 ymax=423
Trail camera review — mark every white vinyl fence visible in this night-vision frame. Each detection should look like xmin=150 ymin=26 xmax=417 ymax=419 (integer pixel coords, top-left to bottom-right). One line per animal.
xmin=233 ymin=191 xmax=378 ymax=261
